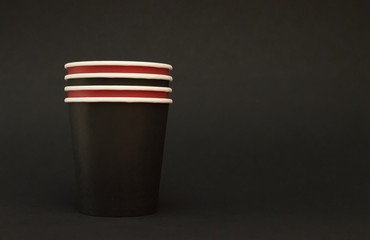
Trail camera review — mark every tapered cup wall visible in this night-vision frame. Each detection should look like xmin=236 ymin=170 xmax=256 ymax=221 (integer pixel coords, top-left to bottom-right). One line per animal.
xmin=68 ymin=102 xmax=169 ymax=217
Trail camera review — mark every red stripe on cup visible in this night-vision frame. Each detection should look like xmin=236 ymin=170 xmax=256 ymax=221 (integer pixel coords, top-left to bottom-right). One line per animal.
xmin=67 ymin=66 xmax=169 ymax=75
xmin=67 ymin=90 xmax=169 ymax=98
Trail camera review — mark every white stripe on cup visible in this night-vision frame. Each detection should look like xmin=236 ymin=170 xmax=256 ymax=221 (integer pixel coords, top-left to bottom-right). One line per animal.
xmin=65 ymin=73 xmax=173 ymax=81
xmin=64 ymin=86 xmax=172 ymax=92
xmin=65 ymin=61 xmax=173 ymax=70
xmin=65 ymin=97 xmax=173 ymax=103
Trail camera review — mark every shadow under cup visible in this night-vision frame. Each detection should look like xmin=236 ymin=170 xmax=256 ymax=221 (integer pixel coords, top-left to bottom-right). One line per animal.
xmin=67 ymin=101 xmax=170 ymax=216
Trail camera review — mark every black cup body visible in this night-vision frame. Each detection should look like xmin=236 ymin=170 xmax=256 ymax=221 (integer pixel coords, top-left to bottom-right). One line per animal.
xmin=66 ymin=78 xmax=170 ymax=87
xmin=68 ymin=102 xmax=169 ymax=217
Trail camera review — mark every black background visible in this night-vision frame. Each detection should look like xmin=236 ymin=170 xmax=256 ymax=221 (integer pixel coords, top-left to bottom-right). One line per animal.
xmin=1 ymin=0 xmax=370 ymax=239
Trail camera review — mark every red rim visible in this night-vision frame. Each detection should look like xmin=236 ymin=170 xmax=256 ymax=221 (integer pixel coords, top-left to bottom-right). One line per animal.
xmin=67 ymin=66 xmax=170 ymax=75
xmin=67 ymin=90 xmax=169 ymax=98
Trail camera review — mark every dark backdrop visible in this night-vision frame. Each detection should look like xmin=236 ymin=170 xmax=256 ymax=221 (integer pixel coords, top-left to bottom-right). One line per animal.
xmin=0 ymin=0 xmax=369 ymax=239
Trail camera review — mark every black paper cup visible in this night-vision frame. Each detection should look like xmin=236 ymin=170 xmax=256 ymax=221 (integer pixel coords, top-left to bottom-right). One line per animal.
xmin=64 ymin=61 xmax=173 ymax=217
xmin=65 ymin=78 xmax=170 ymax=87
xmin=65 ymin=73 xmax=172 ymax=87
xmin=65 ymin=96 xmax=172 ymax=217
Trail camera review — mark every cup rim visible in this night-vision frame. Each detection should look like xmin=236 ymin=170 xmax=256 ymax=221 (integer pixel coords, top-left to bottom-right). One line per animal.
xmin=65 ymin=73 xmax=173 ymax=81
xmin=64 ymin=85 xmax=172 ymax=92
xmin=65 ymin=61 xmax=173 ymax=70
xmin=65 ymin=97 xmax=173 ymax=103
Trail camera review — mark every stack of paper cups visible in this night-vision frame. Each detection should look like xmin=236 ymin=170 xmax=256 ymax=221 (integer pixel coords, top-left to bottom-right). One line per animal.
xmin=64 ymin=61 xmax=173 ymax=217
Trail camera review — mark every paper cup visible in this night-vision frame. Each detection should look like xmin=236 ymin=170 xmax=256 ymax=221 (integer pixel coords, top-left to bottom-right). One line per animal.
xmin=66 ymin=97 xmax=171 ymax=216
xmin=65 ymin=73 xmax=172 ymax=87
xmin=65 ymin=61 xmax=173 ymax=217
xmin=65 ymin=61 xmax=173 ymax=75
xmin=65 ymin=85 xmax=172 ymax=99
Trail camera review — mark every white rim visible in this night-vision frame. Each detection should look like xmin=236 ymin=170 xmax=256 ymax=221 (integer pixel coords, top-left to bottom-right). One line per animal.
xmin=65 ymin=73 xmax=173 ymax=81
xmin=65 ymin=61 xmax=173 ymax=70
xmin=65 ymin=86 xmax=172 ymax=92
xmin=65 ymin=97 xmax=173 ymax=103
